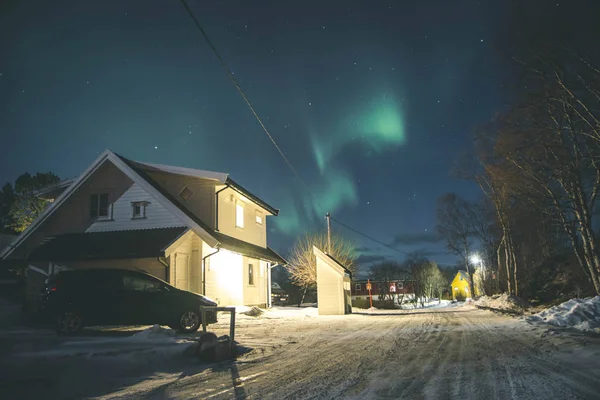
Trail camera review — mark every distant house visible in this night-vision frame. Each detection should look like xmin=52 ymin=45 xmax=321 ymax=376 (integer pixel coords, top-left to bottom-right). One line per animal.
xmin=352 ymin=279 xmax=414 ymax=302
xmin=451 ymin=270 xmax=471 ymax=300
xmin=1 ymin=150 xmax=286 ymax=309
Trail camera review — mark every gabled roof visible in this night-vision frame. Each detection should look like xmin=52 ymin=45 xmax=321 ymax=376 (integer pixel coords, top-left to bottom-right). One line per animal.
xmin=130 ymin=159 xmax=279 ymax=215
xmin=457 ymin=270 xmax=470 ymax=280
xmin=131 ymin=161 xmax=228 ymax=183
xmin=313 ymin=246 xmax=352 ymax=278
xmin=29 ymin=227 xmax=187 ymax=262
xmin=1 ymin=150 xmax=285 ymax=265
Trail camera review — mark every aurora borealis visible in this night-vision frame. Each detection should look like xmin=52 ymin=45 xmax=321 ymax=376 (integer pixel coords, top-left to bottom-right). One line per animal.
xmin=2 ymin=0 xmax=593 ymax=271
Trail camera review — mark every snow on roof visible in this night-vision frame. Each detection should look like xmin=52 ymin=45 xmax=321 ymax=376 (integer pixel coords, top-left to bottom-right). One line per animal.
xmin=135 ymin=161 xmax=228 ymax=183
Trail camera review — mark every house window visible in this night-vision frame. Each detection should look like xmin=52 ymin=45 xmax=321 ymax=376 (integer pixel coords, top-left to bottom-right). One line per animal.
xmin=131 ymin=201 xmax=148 ymax=219
xmin=248 ymin=264 xmax=254 ymax=285
xmin=90 ymin=193 xmax=110 ymax=220
xmin=255 ymin=211 xmax=263 ymax=225
xmin=355 ymin=283 xmax=361 ymax=291
xmin=236 ymin=202 xmax=244 ymax=228
xmin=179 ymin=186 xmax=193 ymax=202
xmin=459 ymin=275 xmax=463 ymax=281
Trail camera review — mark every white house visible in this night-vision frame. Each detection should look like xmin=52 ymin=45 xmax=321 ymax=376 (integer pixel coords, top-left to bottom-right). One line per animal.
xmin=1 ymin=150 xmax=286 ymax=309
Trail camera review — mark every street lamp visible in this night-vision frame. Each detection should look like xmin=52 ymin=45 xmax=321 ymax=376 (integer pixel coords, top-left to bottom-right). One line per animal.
xmin=470 ymin=254 xmax=482 ymax=265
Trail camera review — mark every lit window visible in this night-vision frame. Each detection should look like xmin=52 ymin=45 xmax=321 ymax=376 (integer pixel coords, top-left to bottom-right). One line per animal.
xmin=179 ymin=186 xmax=193 ymax=202
xmin=248 ymin=264 xmax=254 ymax=285
xmin=131 ymin=201 xmax=148 ymax=219
xmin=236 ymin=202 xmax=244 ymax=228
xmin=90 ymin=193 xmax=110 ymax=220
xmin=255 ymin=212 xmax=263 ymax=225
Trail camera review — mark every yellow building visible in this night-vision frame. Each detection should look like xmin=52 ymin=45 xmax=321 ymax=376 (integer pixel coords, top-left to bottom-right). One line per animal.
xmin=451 ymin=271 xmax=471 ymax=300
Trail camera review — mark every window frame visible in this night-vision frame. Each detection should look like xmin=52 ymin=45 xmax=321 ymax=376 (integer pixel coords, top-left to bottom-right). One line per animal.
xmin=131 ymin=201 xmax=148 ymax=219
xmin=248 ymin=263 xmax=254 ymax=286
xmin=355 ymin=283 xmax=361 ymax=291
xmin=235 ymin=201 xmax=245 ymax=229
xmin=255 ymin=211 xmax=263 ymax=226
xmin=90 ymin=193 xmax=112 ymax=221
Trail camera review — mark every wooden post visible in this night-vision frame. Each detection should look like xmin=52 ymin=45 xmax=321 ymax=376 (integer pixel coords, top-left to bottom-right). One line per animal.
xmin=229 ymin=308 xmax=236 ymax=351
xmin=367 ymin=279 xmax=373 ymax=309
xmin=326 ymin=213 xmax=332 ymax=253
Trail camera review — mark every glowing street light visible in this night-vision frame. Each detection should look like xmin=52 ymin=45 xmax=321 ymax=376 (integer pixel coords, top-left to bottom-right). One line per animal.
xmin=470 ymin=254 xmax=482 ymax=265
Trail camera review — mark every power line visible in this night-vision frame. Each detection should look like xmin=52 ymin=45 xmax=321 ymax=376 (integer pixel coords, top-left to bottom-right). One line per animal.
xmin=330 ymin=216 xmax=409 ymax=255
xmin=179 ymin=0 xmax=312 ymax=196
xmin=180 ymin=1 xmax=411 ymax=256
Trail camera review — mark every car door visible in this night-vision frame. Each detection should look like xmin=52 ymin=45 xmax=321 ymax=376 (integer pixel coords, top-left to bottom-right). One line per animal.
xmin=120 ymin=271 xmax=166 ymax=325
xmin=85 ymin=271 xmax=125 ymax=325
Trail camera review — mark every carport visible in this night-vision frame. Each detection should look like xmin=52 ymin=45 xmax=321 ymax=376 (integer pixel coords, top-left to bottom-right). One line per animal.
xmin=313 ymin=246 xmax=352 ymax=315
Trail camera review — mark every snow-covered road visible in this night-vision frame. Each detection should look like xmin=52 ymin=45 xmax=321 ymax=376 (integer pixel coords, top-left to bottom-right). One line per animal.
xmin=106 ymin=306 xmax=600 ymax=400
xmin=2 ymin=305 xmax=600 ymax=399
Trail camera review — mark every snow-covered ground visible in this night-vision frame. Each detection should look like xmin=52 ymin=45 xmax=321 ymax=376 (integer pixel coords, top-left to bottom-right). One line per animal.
xmin=3 ymin=304 xmax=600 ymax=399
xmin=527 ymin=296 xmax=600 ymax=333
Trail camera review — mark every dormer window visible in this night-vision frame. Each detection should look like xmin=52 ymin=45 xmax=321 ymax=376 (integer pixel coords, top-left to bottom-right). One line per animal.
xmin=90 ymin=193 xmax=111 ymax=220
xmin=131 ymin=201 xmax=149 ymax=219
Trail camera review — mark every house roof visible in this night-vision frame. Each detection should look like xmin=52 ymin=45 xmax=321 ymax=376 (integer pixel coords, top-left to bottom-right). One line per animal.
xmin=313 ymin=246 xmax=352 ymax=278
xmin=2 ymin=149 xmax=285 ymax=265
xmin=129 ymin=159 xmax=279 ymax=215
xmin=117 ymin=155 xmax=286 ymax=264
xmin=28 ymin=227 xmax=188 ymax=262
xmin=457 ymin=270 xmax=470 ymax=280
xmin=213 ymin=231 xmax=286 ymax=264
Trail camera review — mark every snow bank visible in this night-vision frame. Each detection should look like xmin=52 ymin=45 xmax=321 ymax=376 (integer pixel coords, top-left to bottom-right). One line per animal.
xmin=474 ymin=293 xmax=526 ymax=312
xmin=221 ymin=306 xmax=318 ymax=320
xmin=128 ymin=324 xmax=177 ymax=341
xmin=527 ymin=296 xmax=600 ymax=333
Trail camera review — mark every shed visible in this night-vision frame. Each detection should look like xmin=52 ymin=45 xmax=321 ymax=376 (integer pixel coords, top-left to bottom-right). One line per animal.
xmin=313 ymin=246 xmax=352 ymax=315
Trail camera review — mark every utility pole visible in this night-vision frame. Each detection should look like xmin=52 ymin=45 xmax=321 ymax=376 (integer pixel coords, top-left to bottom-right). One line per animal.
xmin=326 ymin=212 xmax=331 ymax=253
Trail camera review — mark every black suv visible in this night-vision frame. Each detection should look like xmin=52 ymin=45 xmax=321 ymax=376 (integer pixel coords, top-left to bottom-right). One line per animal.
xmin=39 ymin=269 xmax=217 ymax=334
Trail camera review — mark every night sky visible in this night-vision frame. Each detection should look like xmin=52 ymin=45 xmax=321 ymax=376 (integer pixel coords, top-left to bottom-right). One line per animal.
xmin=1 ymin=1 xmax=596 ymax=273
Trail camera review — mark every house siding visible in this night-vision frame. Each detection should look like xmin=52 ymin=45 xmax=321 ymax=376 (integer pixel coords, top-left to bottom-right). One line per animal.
xmin=217 ymin=187 xmax=267 ymax=248
xmin=10 ymin=160 xmax=133 ymax=259
xmin=87 ymin=183 xmax=184 ymax=232
xmin=146 ymin=171 xmax=216 ymax=229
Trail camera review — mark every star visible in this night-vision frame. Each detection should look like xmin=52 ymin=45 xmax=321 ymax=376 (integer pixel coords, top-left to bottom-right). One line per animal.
xmin=154 ymin=146 xmax=158 ymax=149
xmin=366 ymin=201 xmax=370 ymax=205
xmin=480 ymin=39 xmax=484 ymax=43
xmin=308 ymin=102 xmax=312 ymax=106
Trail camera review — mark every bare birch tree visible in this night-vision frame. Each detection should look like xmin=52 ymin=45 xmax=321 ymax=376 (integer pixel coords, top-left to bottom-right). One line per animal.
xmin=286 ymin=232 xmax=357 ymax=303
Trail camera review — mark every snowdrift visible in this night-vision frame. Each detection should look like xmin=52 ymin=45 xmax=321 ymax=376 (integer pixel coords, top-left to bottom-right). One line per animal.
xmin=474 ymin=293 xmax=527 ymax=312
xmin=527 ymin=296 xmax=600 ymax=333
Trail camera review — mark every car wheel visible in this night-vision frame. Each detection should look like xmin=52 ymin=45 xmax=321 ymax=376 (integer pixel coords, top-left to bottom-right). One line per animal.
xmin=56 ymin=311 xmax=84 ymax=335
xmin=176 ymin=310 xmax=201 ymax=333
